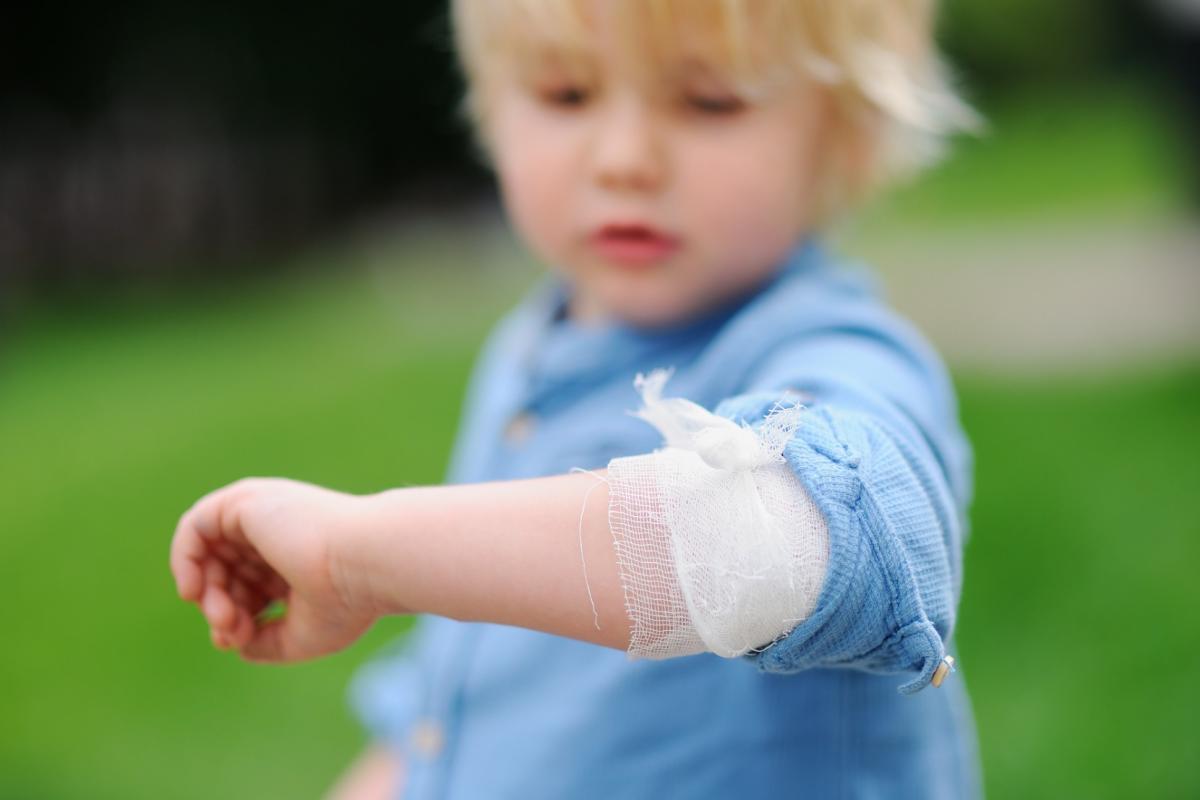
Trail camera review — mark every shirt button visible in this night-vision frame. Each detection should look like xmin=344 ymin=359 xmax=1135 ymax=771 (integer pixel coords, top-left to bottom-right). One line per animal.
xmin=931 ymin=655 xmax=957 ymax=688
xmin=504 ymin=410 xmax=536 ymax=445
xmin=409 ymin=718 xmax=445 ymax=758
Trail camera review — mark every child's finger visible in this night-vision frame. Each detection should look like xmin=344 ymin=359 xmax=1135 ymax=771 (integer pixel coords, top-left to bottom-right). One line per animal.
xmin=230 ymin=576 xmax=270 ymax=617
xmin=211 ymin=540 xmax=242 ymax=564
xmin=229 ymin=607 xmax=256 ymax=650
xmin=246 ymin=566 xmax=289 ymax=602
xmin=174 ymin=480 xmax=261 ymax=609
xmin=239 ymin=614 xmax=289 ymax=663
xmin=190 ymin=481 xmax=255 ymax=549
xmin=261 ymin=570 xmax=289 ymax=600
xmin=211 ymin=626 xmax=231 ymax=650
xmin=233 ymin=558 xmax=267 ymax=587
xmin=170 ymin=513 xmax=208 ymax=602
xmin=202 ymin=582 xmax=237 ymax=632
xmin=205 ymin=557 xmax=230 ymax=590
xmin=229 ymin=576 xmax=252 ymax=608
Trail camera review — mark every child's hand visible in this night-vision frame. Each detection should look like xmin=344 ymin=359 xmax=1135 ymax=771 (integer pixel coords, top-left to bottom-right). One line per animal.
xmin=170 ymin=477 xmax=378 ymax=663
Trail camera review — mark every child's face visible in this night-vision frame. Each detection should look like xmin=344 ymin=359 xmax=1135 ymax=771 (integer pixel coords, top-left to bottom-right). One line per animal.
xmin=481 ymin=4 xmax=831 ymax=329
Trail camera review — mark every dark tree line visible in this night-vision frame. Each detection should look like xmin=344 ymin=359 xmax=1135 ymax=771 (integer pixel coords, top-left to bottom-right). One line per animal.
xmin=0 ymin=0 xmax=1192 ymax=293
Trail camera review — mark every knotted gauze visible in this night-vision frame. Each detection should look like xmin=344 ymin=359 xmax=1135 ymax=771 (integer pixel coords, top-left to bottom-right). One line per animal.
xmin=606 ymin=368 xmax=830 ymax=659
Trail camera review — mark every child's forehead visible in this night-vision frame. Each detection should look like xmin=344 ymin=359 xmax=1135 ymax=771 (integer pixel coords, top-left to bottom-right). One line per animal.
xmin=512 ymin=41 xmax=733 ymax=81
xmin=464 ymin=1 xmax=815 ymax=99
xmin=494 ymin=12 xmax=786 ymax=86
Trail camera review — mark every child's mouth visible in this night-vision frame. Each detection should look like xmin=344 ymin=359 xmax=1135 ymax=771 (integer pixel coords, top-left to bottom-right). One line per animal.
xmin=591 ymin=224 xmax=681 ymax=267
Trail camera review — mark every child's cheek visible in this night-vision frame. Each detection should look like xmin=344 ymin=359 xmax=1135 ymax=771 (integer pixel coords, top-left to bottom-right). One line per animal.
xmin=682 ymin=110 xmax=819 ymax=247
xmin=495 ymin=145 xmax=573 ymax=261
xmin=488 ymin=98 xmax=578 ymax=256
xmin=690 ymin=182 xmax=795 ymax=260
xmin=502 ymin=174 xmax=569 ymax=265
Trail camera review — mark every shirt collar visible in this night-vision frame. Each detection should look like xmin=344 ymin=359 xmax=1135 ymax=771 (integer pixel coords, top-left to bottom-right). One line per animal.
xmin=514 ymin=236 xmax=825 ymax=407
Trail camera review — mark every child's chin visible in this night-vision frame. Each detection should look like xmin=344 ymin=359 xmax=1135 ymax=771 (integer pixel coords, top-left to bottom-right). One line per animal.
xmin=611 ymin=297 xmax=704 ymax=331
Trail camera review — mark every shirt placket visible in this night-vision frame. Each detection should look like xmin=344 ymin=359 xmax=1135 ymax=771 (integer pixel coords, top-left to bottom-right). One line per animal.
xmin=399 ymin=619 xmax=478 ymax=799
xmin=401 ymin=279 xmax=733 ymax=798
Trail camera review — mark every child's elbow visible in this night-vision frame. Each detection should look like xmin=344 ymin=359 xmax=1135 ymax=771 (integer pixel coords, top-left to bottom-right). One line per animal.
xmin=740 ymin=405 xmax=964 ymax=694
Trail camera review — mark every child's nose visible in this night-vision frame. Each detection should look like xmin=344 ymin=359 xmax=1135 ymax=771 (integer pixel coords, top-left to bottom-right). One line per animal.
xmin=589 ymin=94 xmax=667 ymax=194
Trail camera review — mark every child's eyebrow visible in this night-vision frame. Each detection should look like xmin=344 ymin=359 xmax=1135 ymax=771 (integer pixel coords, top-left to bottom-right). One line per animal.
xmin=671 ymin=57 xmax=730 ymax=81
xmin=666 ymin=50 xmax=795 ymax=100
xmin=664 ymin=56 xmax=751 ymax=93
xmin=511 ymin=45 xmax=600 ymax=85
xmin=520 ymin=41 xmax=597 ymax=69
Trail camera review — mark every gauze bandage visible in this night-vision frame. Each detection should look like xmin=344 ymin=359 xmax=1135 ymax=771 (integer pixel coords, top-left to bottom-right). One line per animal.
xmin=605 ymin=369 xmax=830 ymax=660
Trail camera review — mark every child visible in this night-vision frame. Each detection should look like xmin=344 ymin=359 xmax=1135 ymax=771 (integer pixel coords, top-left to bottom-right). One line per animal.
xmin=170 ymin=1 xmax=983 ymax=797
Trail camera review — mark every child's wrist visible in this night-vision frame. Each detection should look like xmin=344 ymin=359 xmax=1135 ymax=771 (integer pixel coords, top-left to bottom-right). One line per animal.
xmin=338 ymin=488 xmax=419 ymax=618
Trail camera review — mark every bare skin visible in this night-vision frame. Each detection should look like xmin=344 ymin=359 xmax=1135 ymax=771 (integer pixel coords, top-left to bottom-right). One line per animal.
xmin=168 ymin=472 xmax=628 ymax=664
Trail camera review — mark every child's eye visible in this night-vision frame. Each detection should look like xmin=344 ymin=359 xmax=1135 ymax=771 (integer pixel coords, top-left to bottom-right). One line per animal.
xmin=540 ymin=85 xmax=591 ymax=109
xmin=685 ymin=93 xmax=745 ymax=115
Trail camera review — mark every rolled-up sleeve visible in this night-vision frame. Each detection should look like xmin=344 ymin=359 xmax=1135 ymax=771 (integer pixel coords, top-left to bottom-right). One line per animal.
xmin=713 ymin=321 xmax=970 ymax=694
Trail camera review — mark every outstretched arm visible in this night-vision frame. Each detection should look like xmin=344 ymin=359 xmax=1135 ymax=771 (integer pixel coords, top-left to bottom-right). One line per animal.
xmin=170 ymin=470 xmax=634 ymax=661
xmin=172 ymin=373 xmax=832 ymax=664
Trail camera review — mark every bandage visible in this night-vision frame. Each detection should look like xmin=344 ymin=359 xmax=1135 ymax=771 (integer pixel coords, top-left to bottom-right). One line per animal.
xmin=606 ymin=369 xmax=829 ymax=659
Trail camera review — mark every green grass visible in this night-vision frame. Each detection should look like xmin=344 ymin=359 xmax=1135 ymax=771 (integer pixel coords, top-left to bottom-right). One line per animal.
xmin=0 ymin=253 xmax=532 ymax=798
xmin=954 ymin=367 xmax=1199 ymax=798
xmin=2 ymin=255 xmax=1196 ymax=798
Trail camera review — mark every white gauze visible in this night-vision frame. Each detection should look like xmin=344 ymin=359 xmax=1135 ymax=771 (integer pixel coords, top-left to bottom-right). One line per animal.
xmin=606 ymin=368 xmax=830 ymax=660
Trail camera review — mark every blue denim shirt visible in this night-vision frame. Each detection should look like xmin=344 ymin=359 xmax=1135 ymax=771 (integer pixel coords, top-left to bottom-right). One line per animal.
xmin=348 ymin=238 xmax=983 ymax=799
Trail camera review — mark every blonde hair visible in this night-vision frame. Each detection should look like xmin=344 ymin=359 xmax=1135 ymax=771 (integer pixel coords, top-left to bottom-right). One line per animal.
xmin=450 ymin=0 xmax=980 ymax=220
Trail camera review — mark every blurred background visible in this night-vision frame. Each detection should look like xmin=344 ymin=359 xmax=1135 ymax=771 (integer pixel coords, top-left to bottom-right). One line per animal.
xmin=1 ymin=0 xmax=1196 ymax=797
